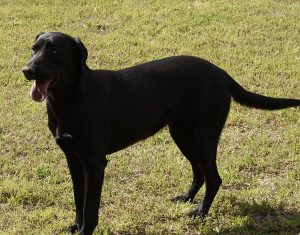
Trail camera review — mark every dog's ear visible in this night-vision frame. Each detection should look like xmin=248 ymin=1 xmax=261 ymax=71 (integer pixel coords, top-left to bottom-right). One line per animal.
xmin=35 ymin=32 xmax=45 ymax=42
xmin=74 ymin=37 xmax=88 ymax=74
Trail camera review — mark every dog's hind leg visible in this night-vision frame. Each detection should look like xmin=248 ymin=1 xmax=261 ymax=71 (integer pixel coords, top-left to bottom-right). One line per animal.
xmin=173 ymin=86 xmax=231 ymax=217
xmin=170 ymin=124 xmax=223 ymax=217
xmin=186 ymin=95 xmax=230 ymax=218
xmin=187 ymin=139 xmax=221 ymax=218
xmin=169 ymin=123 xmax=204 ymax=203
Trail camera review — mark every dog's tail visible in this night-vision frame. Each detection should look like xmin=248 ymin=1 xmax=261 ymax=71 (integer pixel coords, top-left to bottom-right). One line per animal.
xmin=227 ymin=74 xmax=300 ymax=110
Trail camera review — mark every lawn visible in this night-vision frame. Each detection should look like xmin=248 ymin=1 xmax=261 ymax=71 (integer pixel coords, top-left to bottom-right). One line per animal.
xmin=0 ymin=0 xmax=299 ymax=234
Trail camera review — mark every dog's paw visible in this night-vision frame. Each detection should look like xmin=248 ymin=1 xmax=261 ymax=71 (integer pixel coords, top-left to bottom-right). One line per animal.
xmin=171 ymin=194 xmax=193 ymax=203
xmin=55 ymin=133 xmax=73 ymax=146
xmin=186 ymin=209 xmax=207 ymax=220
xmin=67 ymin=223 xmax=79 ymax=234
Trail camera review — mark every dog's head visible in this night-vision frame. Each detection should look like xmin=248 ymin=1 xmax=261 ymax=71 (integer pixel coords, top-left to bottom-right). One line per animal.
xmin=22 ymin=32 xmax=88 ymax=102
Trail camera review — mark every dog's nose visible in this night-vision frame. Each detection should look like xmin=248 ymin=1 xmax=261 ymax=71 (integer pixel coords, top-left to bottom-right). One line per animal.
xmin=22 ymin=66 xmax=36 ymax=80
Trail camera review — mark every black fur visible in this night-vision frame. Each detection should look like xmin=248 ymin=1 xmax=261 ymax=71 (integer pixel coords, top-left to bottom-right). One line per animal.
xmin=22 ymin=32 xmax=300 ymax=235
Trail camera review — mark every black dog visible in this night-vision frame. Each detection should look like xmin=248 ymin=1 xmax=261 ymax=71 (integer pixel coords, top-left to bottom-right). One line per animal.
xmin=22 ymin=32 xmax=300 ymax=235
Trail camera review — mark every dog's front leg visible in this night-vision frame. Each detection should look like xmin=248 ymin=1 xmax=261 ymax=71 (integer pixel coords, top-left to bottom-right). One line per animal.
xmin=78 ymin=156 xmax=107 ymax=235
xmin=55 ymin=134 xmax=85 ymax=234
xmin=65 ymin=152 xmax=85 ymax=234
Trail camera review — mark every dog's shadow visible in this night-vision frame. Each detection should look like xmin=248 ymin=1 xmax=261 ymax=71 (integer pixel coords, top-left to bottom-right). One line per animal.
xmin=205 ymin=195 xmax=300 ymax=235
xmin=107 ymin=196 xmax=300 ymax=235
xmin=58 ymin=195 xmax=299 ymax=235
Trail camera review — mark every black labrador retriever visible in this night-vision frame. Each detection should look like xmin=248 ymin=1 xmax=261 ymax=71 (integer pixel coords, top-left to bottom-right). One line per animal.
xmin=22 ymin=32 xmax=300 ymax=235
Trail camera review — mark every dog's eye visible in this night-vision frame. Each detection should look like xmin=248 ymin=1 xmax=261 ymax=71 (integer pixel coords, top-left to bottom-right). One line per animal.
xmin=50 ymin=47 xmax=58 ymax=55
xmin=31 ymin=47 xmax=36 ymax=55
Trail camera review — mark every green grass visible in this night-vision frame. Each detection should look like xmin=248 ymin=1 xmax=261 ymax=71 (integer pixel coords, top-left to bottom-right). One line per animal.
xmin=0 ymin=0 xmax=299 ymax=234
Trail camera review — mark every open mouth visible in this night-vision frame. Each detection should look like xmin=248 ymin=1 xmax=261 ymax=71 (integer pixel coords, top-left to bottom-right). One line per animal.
xmin=30 ymin=77 xmax=58 ymax=102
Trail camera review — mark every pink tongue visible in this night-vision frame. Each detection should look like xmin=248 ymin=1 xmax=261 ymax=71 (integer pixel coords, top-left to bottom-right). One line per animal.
xmin=30 ymin=80 xmax=50 ymax=102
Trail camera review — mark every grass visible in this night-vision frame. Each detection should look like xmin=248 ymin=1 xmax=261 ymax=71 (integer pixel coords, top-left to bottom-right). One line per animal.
xmin=0 ymin=0 xmax=299 ymax=234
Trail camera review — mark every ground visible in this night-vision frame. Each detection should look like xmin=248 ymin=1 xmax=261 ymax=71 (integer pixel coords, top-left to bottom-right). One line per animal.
xmin=0 ymin=0 xmax=299 ymax=234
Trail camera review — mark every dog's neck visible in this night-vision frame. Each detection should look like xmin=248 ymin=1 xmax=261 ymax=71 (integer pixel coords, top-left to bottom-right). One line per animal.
xmin=48 ymin=69 xmax=83 ymax=101
xmin=46 ymin=73 xmax=83 ymax=128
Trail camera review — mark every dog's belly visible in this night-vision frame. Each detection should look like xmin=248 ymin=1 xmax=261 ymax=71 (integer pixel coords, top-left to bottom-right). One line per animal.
xmin=105 ymin=109 xmax=171 ymax=154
